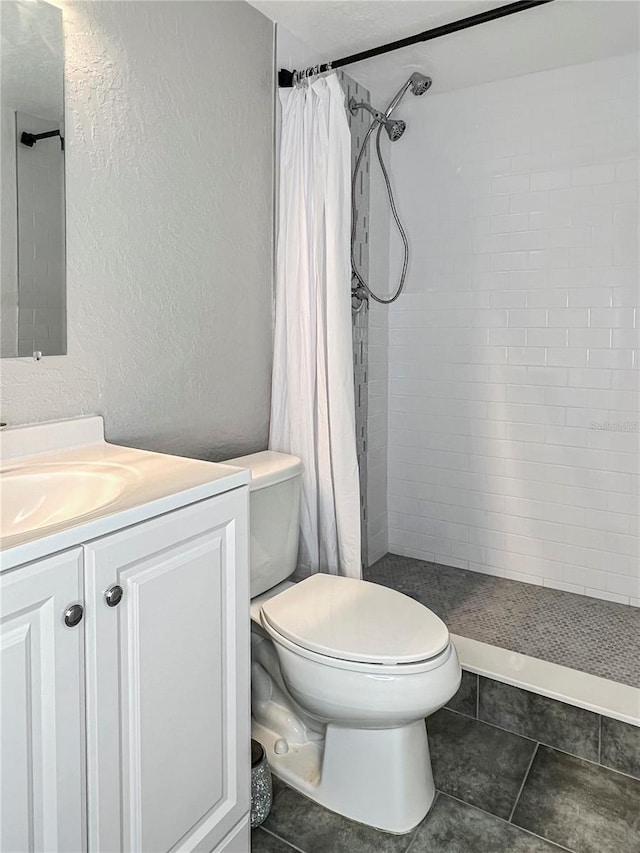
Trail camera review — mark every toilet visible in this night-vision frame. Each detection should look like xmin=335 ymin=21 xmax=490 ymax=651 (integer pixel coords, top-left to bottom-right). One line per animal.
xmin=224 ymin=450 xmax=461 ymax=834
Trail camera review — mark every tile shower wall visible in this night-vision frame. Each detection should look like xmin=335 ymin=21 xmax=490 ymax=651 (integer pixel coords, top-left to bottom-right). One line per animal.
xmin=340 ymin=72 xmax=371 ymax=569
xmin=383 ymin=53 xmax=639 ymax=604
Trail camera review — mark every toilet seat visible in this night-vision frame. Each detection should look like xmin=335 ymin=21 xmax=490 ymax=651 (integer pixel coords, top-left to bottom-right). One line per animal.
xmin=260 ymin=574 xmax=450 ymax=666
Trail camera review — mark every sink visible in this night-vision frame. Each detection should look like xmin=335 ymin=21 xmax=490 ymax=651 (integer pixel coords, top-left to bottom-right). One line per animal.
xmin=0 ymin=463 xmax=131 ymax=537
xmin=0 ymin=416 xmax=249 ymax=559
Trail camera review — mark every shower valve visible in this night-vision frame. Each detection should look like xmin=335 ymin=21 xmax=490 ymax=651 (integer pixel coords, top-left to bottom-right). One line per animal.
xmin=351 ymin=285 xmax=369 ymax=303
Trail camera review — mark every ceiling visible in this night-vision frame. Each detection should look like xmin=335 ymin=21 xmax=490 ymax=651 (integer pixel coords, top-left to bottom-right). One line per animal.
xmin=249 ymin=1 xmax=639 ymax=99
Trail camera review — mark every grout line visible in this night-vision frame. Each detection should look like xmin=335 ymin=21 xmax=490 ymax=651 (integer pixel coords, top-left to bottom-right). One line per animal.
xmin=441 ymin=792 xmax=575 ymax=853
xmin=535 ymin=741 xmax=640 ymax=782
xmin=598 ymin=713 xmax=602 ymax=764
xmin=439 ymin=706 xmax=640 ymax=782
xmin=508 ymin=742 xmax=539 ymax=823
xmin=402 ymin=792 xmax=439 ymax=853
xmin=440 ymin=706 xmax=538 ymax=745
xmin=258 ymin=826 xmax=308 ymax=853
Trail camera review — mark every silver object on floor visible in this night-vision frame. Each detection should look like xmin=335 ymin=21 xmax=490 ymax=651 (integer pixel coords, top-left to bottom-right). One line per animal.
xmin=251 ymin=740 xmax=273 ymax=828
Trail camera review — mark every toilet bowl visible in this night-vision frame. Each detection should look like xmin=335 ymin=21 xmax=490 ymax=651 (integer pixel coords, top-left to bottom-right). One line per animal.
xmin=224 ymin=451 xmax=462 ymax=834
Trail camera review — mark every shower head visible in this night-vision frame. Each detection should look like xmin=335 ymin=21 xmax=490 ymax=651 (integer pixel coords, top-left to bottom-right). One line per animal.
xmin=408 ymin=72 xmax=432 ymax=96
xmin=384 ymin=71 xmax=432 ymax=117
xmin=385 ymin=118 xmax=406 ymax=141
xmin=348 ymin=98 xmax=406 ymax=141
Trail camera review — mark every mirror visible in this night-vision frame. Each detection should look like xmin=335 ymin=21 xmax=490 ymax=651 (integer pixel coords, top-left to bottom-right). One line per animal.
xmin=1 ymin=0 xmax=65 ymax=358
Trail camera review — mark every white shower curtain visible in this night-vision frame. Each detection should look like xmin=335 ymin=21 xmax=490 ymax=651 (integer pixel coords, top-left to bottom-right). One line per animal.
xmin=269 ymin=74 xmax=361 ymax=580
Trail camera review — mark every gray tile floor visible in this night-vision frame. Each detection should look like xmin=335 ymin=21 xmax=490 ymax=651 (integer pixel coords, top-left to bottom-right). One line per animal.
xmin=365 ymin=553 xmax=640 ymax=688
xmin=252 ymin=709 xmax=640 ymax=853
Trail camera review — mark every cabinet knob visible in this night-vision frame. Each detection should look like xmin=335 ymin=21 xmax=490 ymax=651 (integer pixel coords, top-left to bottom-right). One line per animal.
xmin=104 ymin=584 xmax=124 ymax=607
xmin=64 ymin=603 xmax=84 ymax=627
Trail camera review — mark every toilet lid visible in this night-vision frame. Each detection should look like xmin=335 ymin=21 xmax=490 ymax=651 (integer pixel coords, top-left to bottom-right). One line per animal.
xmin=260 ymin=574 xmax=450 ymax=665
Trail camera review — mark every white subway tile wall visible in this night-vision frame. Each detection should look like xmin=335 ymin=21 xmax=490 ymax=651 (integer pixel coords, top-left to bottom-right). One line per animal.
xmin=383 ymin=53 xmax=639 ymax=603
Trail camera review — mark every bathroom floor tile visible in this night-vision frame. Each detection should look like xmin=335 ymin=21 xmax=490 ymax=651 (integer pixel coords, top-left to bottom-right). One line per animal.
xmin=410 ymin=793 xmax=567 ymax=853
xmin=600 ymin=715 xmax=640 ymax=779
xmin=427 ymin=708 xmax=537 ymax=819
xmin=366 ymin=554 xmax=640 ymax=687
xmin=262 ymin=782 xmax=415 ymax=853
xmin=445 ymin=669 xmax=478 ymax=717
xmin=478 ymin=676 xmax=600 ymax=761
xmin=512 ymin=745 xmax=640 ymax=853
xmin=252 ymin=827 xmax=302 ymax=852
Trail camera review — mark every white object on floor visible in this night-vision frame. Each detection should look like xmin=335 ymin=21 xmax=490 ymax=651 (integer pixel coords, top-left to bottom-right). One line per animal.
xmin=226 ymin=450 xmax=462 ymax=833
xmin=454 ymin=634 xmax=640 ymax=727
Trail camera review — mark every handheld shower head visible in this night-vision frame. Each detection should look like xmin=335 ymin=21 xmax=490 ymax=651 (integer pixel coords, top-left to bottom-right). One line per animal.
xmin=384 ymin=71 xmax=432 ymax=117
xmin=409 ymin=72 xmax=432 ymax=96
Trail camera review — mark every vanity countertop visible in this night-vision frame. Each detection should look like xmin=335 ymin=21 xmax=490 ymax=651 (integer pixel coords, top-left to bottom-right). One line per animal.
xmin=0 ymin=416 xmax=250 ymax=571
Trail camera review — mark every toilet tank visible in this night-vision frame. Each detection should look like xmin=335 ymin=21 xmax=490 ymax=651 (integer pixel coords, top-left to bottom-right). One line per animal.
xmin=223 ymin=451 xmax=302 ymax=598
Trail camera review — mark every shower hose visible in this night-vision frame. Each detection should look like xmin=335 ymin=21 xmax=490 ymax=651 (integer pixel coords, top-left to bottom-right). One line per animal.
xmin=351 ymin=121 xmax=409 ymax=306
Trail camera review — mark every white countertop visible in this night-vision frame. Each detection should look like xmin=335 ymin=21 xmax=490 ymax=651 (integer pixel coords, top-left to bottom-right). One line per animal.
xmin=0 ymin=417 xmax=250 ymax=571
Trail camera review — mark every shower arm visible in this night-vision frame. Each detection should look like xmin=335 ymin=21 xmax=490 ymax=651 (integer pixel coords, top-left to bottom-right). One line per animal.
xmin=349 ymin=101 xmax=388 ymax=124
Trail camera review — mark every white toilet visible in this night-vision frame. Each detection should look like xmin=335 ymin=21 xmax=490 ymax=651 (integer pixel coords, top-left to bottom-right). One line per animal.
xmin=225 ymin=450 xmax=461 ymax=834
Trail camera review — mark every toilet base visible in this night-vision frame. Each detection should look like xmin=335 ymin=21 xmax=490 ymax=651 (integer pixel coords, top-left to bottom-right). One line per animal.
xmin=252 ymin=718 xmax=435 ymax=834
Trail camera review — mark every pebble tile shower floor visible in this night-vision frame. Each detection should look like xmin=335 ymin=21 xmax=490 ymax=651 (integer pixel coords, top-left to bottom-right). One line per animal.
xmin=365 ymin=553 xmax=640 ymax=687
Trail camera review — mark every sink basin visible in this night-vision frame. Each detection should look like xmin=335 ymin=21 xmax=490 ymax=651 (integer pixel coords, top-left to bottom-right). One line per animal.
xmin=0 ymin=463 xmax=131 ymax=537
xmin=0 ymin=416 xmax=249 ymax=559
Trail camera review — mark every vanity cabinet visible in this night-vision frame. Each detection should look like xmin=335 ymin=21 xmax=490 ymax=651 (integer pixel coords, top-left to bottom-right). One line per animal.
xmin=84 ymin=490 xmax=250 ymax=853
xmin=0 ymin=550 xmax=86 ymax=853
xmin=1 ymin=489 xmax=250 ymax=853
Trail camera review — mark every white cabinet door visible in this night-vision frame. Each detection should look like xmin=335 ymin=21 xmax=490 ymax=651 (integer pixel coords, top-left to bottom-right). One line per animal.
xmin=0 ymin=550 xmax=85 ymax=853
xmin=84 ymin=490 xmax=250 ymax=853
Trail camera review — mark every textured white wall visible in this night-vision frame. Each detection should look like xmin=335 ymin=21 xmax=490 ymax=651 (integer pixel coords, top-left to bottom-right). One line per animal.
xmin=0 ymin=0 xmax=274 ymax=460
xmin=383 ymin=53 xmax=639 ymax=604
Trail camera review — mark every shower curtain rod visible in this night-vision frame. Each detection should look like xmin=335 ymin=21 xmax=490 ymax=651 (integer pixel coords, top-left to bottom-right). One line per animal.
xmin=278 ymin=0 xmax=554 ymax=87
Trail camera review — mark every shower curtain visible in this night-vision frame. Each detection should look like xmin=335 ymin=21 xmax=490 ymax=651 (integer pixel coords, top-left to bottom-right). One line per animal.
xmin=269 ymin=73 xmax=361 ymax=580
